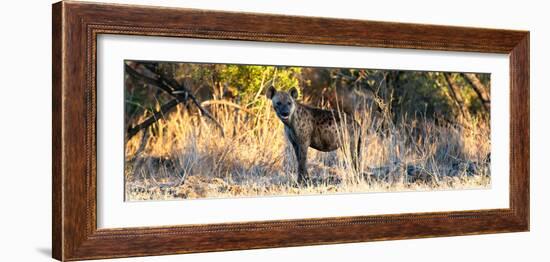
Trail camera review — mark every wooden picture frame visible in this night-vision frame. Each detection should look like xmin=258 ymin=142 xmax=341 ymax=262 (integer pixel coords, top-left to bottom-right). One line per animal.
xmin=52 ymin=1 xmax=529 ymax=261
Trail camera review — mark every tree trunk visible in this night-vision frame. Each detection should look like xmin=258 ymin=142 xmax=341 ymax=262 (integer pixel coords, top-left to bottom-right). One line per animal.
xmin=462 ymin=73 xmax=491 ymax=111
xmin=443 ymin=73 xmax=469 ymax=120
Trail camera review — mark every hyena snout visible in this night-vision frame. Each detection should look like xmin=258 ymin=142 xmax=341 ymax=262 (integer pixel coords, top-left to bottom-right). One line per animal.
xmin=276 ymin=106 xmax=291 ymax=118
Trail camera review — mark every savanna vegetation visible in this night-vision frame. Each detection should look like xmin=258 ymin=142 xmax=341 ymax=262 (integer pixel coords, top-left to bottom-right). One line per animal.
xmin=124 ymin=60 xmax=491 ymax=201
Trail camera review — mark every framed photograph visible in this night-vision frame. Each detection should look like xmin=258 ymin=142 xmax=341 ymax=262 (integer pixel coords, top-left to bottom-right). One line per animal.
xmin=52 ymin=1 xmax=529 ymax=261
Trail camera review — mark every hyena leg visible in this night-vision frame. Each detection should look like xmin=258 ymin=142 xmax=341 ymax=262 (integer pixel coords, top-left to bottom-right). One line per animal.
xmin=289 ymin=140 xmax=306 ymax=184
xmin=296 ymin=145 xmax=310 ymax=184
xmin=350 ymin=132 xmax=362 ymax=173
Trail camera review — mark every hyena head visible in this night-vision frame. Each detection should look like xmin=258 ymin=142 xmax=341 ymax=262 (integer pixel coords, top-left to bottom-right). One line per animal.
xmin=266 ymin=86 xmax=298 ymax=122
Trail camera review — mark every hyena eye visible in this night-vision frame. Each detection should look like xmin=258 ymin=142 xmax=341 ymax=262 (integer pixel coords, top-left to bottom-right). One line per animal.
xmin=276 ymin=102 xmax=281 ymax=106
xmin=287 ymin=102 xmax=291 ymax=105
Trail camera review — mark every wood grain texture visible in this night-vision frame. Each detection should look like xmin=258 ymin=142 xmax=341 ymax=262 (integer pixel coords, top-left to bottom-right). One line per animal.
xmin=52 ymin=2 xmax=63 ymax=260
xmin=509 ymin=34 xmax=530 ymax=227
xmin=52 ymin=1 xmax=530 ymax=261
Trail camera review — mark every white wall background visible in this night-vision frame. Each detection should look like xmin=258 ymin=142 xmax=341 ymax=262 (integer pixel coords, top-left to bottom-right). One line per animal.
xmin=0 ymin=0 xmax=547 ymax=261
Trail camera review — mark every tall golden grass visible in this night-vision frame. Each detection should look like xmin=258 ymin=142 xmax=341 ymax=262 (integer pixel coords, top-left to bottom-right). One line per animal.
xmin=125 ymin=98 xmax=490 ymax=201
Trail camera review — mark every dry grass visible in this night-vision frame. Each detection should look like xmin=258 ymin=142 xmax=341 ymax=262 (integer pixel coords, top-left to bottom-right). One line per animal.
xmin=125 ymin=99 xmax=490 ymax=201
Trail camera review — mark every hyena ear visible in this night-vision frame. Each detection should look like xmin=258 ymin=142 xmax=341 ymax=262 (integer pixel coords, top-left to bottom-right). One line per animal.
xmin=266 ymin=85 xmax=276 ymax=99
xmin=289 ymin=87 xmax=299 ymax=99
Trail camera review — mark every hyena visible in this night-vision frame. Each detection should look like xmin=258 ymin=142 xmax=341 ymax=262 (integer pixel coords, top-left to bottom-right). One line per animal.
xmin=266 ymin=86 xmax=362 ymax=184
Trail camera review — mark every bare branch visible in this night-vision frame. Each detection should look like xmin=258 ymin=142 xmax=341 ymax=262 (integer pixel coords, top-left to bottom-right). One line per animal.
xmin=125 ymin=64 xmax=182 ymax=100
xmin=201 ymin=100 xmax=257 ymax=116
xmin=126 ymin=99 xmax=180 ymax=140
xmin=125 ymin=63 xmax=225 ymax=139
